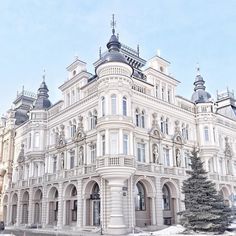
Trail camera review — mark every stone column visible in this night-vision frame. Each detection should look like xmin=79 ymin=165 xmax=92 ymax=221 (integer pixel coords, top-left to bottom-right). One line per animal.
xmin=7 ymin=199 xmax=11 ymax=225
xmin=28 ymin=187 xmax=33 ymax=225
xmin=16 ymin=190 xmax=22 ymax=226
xmin=57 ymin=182 xmax=63 ymax=228
xmin=155 ymin=177 xmax=163 ymax=226
xmin=151 ymin=197 xmax=156 ymax=225
xmin=41 ymin=186 xmax=47 ymax=227
xmin=76 ymin=179 xmax=82 ymax=228
xmin=107 ymin=179 xmax=126 ymax=235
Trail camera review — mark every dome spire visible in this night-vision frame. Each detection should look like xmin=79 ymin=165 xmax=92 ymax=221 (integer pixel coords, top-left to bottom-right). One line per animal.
xmin=111 ymin=14 xmax=116 ymax=35
xmin=42 ymin=69 xmax=46 ymax=82
xmin=191 ymin=64 xmax=211 ymax=103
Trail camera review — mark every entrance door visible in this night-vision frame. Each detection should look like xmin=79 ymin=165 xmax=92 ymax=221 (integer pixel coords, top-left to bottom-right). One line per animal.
xmin=92 ymin=200 xmax=100 ymax=226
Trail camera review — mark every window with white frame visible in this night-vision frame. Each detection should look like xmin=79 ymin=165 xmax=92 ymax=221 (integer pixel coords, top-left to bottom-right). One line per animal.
xmin=165 ymin=118 xmax=169 ymax=135
xmin=101 ymin=134 xmax=105 ymax=155
xmin=70 ymin=150 xmax=75 ymax=169
xmin=52 ymin=156 xmax=57 ymax=173
xmin=161 ymin=117 xmax=164 ymax=133
xmin=155 ymin=84 xmax=159 ymax=98
xmin=163 ymin=148 xmax=170 ymax=166
xmin=161 ymin=87 xmax=165 ymax=100
xmin=204 ymin=126 xmax=209 ymax=142
xmin=141 ymin=110 xmax=145 ymax=128
xmin=71 ymin=122 xmax=76 ymax=138
xmin=123 ymin=96 xmax=127 ymax=116
xmin=101 ymin=97 xmax=105 ymax=116
xmin=167 ymin=89 xmax=171 ymax=103
xmin=137 ymin=143 xmax=145 ymax=162
xmin=67 ymin=93 xmax=70 ymax=106
xmin=184 ymin=151 xmax=191 ymax=169
xmin=123 ymin=134 xmax=128 ymax=155
xmin=110 ymin=132 xmax=118 ymax=155
xmin=135 ymin=109 xmax=145 ymax=128
xmin=90 ymin=144 xmax=97 ymax=163
xmin=111 ymin=94 xmax=117 ymax=115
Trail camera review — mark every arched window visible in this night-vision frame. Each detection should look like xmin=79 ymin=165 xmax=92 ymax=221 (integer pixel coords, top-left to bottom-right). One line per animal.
xmin=101 ymin=97 xmax=105 ymax=116
xmin=135 ymin=182 xmax=146 ymax=211
xmin=89 ymin=112 xmax=93 ymax=130
xmin=160 ymin=117 xmax=164 ymax=133
xmin=135 ymin=109 xmax=140 ymax=127
xmin=111 ymin=94 xmax=117 ymax=115
xmin=123 ymin=96 xmax=127 ymax=116
xmin=141 ymin=110 xmax=145 ymax=128
xmin=93 ymin=110 xmax=97 ymax=127
xmin=165 ymin=118 xmax=169 ymax=135
xmin=162 ymin=185 xmax=170 ymax=210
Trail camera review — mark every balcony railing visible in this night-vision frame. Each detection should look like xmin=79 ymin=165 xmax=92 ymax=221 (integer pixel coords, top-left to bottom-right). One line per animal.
xmin=96 ymin=155 xmax=135 ymax=169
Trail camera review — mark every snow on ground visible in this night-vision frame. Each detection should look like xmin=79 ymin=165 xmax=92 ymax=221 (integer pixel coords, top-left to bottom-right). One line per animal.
xmin=128 ymin=223 xmax=236 ymax=236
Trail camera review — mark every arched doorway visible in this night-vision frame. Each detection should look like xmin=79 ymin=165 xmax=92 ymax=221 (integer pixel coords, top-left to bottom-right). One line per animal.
xmin=64 ymin=184 xmax=77 ymax=226
xmin=162 ymin=182 xmax=178 ymax=225
xmin=34 ymin=189 xmax=42 ymax=224
xmin=21 ymin=191 xmax=29 ymax=224
xmin=135 ymin=181 xmax=151 ymax=227
xmin=48 ymin=187 xmax=58 ymax=226
xmin=3 ymin=195 xmax=8 ymax=223
xmin=84 ymin=181 xmax=100 ymax=226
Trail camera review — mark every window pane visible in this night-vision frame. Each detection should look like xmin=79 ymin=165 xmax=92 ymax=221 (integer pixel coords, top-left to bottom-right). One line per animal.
xmin=123 ymin=134 xmax=128 ymax=155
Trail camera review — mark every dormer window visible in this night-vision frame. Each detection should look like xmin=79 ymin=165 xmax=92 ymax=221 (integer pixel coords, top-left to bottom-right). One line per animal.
xmin=73 ymin=70 xmax=76 ymax=76
xmin=160 ymin=66 xmax=164 ymax=72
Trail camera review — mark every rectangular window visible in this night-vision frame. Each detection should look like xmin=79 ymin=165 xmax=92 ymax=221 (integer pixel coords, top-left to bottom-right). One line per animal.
xmin=110 ymin=132 xmax=118 ymax=155
xmin=70 ymin=151 xmax=75 ymax=169
xmin=123 ymin=134 xmax=128 ymax=155
xmin=111 ymin=95 xmax=116 ymax=115
xmin=90 ymin=144 xmax=97 ymax=163
xmin=71 ymin=200 xmax=77 ymax=221
xmin=204 ymin=127 xmax=209 ymax=142
xmin=102 ymin=135 xmax=105 ymax=156
xmin=167 ymin=89 xmax=171 ymax=103
xmin=53 ymin=156 xmax=57 ymax=173
xmin=164 ymin=148 xmax=170 ymax=166
xmin=137 ymin=143 xmax=145 ymax=162
xmin=155 ymin=85 xmax=159 ymax=98
xmin=184 ymin=152 xmax=191 ymax=169
xmin=162 ymin=87 xmax=165 ymax=100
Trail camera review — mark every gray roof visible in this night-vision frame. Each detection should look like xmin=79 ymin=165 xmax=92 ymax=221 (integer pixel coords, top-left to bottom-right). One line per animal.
xmin=33 ymin=81 xmax=51 ymax=110
xmin=191 ymin=73 xmax=211 ymax=103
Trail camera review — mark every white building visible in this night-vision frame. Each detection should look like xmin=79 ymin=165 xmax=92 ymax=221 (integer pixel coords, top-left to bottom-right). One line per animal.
xmin=1 ymin=20 xmax=236 ymax=235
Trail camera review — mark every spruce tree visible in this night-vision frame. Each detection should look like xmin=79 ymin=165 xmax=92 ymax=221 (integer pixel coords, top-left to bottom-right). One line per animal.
xmin=179 ymin=148 xmax=231 ymax=233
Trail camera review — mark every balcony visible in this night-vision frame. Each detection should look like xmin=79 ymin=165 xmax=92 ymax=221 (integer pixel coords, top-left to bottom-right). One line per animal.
xmin=96 ymin=155 xmax=135 ymax=169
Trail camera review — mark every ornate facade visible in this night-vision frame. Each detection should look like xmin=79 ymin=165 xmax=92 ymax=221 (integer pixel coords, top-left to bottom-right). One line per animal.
xmin=1 ymin=20 xmax=236 ymax=235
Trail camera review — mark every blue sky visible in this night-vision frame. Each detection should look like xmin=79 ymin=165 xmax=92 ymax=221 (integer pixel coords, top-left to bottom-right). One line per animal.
xmin=1 ymin=0 xmax=236 ymax=115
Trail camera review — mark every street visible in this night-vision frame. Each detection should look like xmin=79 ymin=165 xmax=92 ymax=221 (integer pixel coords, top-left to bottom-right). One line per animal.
xmin=1 ymin=230 xmax=56 ymax=236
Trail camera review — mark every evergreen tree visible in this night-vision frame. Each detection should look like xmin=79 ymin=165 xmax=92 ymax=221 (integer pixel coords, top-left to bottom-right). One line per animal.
xmin=179 ymin=148 xmax=231 ymax=233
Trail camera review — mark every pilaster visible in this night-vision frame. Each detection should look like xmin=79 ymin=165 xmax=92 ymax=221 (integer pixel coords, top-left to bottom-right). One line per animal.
xmin=57 ymin=182 xmax=63 ymax=228
xmin=155 ymin=177 xmax=163 ymax=226
xmin=76 ymin=179 xmax=82 ymax=228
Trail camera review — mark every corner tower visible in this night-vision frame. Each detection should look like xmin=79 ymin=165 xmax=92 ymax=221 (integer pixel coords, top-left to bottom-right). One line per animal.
xmin=95 ymin=15 xmax=135 ymax=235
